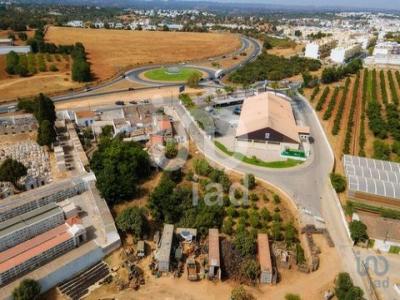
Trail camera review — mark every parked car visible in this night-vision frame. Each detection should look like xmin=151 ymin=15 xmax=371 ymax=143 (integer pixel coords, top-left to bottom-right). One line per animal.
xmin=115 ymin=101 xmax=125 ymax=106
xmin=143 ymin=99 xmax=150 ymax=104
xmin=128 ymin=87 xmax=135 ymax=91
xmin=129 ymin=100 xmax=138 ymax=105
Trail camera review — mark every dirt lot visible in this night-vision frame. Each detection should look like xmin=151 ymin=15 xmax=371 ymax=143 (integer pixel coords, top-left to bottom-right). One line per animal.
xmin=46 ymin=27 xmax=242 ymax=81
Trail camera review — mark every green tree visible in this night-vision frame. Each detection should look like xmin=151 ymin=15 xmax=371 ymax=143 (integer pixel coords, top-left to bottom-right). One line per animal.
xmin=116 ymin=207 xmax=148 ymax=239
xmin=243 ymin=173 xmax=256 ymax=190
xmin=37 ymin=120 xmax=56 ymax=146
xmin=90 ymin=138 xmax=151 ymax=203
xmin=6 ymin=51 xmax=19 ymax=74
xmin=330 ymin=173 xmax=346 ymax=193
xmin=349 ymin=220 xmax=368 ymax=244
xmin=284 ymin=222 xmax=297 ymax=245
xmin=263 ymin=39 xmax=272 ymax=50
xmin=0 ymin=158 xmax=27 ymax=187
xmin=186 ymin=72 xmax=201 ymax=88
xmin=12 ymin=279 xmax=41 ymax=300
xmin=34 ymin=93 xmax=56 ymax=125
xmin=335 ymin=272 xmax=363 ymax=300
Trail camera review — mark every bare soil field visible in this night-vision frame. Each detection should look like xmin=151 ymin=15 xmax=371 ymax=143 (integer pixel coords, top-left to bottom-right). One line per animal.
xmin=46 ymin=27 xmax=242 ymax=81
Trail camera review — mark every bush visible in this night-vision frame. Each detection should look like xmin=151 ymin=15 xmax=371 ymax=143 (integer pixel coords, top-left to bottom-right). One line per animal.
xmin=343 ymin=73 xmax=360 ymax=154
xmin=240 ymin=259 xmax=260 ymax=284
xmin=285 ymin=294 xmax=301 ymax=300
xmin=330 ymin=173 xmax=346 ymax=193
xmin=193 ymin=158 xmax=211 ymax=176
xmin=315 ymin=86 xmax=330 ymax=111
xmin=322 ymin=86 xmax=339 ymax=120
xmin=49 ymin=64 xmax=58 ymax=72
xmin=12 ymin=279 xmax=41 ymax=300
xmin=310 ymin=85 xmax=320 ymax=102
xmin=231 ymin=286 xmax=255 ymax=300
xmin=332 ymin=77 xmax=351 ymax=135
xmin=243 ymin=173 xmax=256 ymax=190
xmin=234 ymin=230 xmax=256 ymax=257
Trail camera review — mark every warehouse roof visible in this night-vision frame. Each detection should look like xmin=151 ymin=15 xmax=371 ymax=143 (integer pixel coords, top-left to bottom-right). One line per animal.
xmin=236 ymin=92 xmax=305 ymax=144
xmin=344 ymin=155 xmax=400 ymax=200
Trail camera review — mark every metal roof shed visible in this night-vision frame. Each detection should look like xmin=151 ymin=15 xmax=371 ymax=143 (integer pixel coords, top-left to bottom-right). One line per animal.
xmin=155 ymin=224 xmax=174 ymax=272
xmin=208 ymin=228 xmax=221 ymax=280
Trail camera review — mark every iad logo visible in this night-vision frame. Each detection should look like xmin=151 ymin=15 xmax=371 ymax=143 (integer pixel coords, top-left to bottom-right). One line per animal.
xmin=355 ymin=251 xmax=390 ymax=289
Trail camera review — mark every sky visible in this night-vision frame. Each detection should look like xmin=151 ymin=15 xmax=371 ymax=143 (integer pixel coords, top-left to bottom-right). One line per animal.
xmin=212 ymin=0 xmax=398 ymax=10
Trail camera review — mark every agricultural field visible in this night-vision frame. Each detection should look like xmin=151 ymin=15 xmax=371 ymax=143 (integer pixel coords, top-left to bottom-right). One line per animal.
xmin=45 ymin=26 xmax=242 ymax=81
xmin=306 ymin=68 xmax=400 ymax=169
xmin=0 ymin=53 xmax=81 ymax=102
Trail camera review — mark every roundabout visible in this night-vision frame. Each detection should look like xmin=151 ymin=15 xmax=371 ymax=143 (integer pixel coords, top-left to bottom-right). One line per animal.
xmin=143 ymin=66 xmax=202 ymax=82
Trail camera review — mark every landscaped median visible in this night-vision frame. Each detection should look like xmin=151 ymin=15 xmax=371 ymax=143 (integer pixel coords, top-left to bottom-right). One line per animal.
xmin=214 ymin=141 xmax=303 ymax=169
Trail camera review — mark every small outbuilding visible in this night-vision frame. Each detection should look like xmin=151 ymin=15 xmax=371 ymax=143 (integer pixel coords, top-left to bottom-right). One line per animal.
xmin=258 ymin=233 xmax=275 ymax=284
xmin=208 ymin=228 xmax=221 ymax=280
xmin=155 ymin=224 xmax=174 ymax=272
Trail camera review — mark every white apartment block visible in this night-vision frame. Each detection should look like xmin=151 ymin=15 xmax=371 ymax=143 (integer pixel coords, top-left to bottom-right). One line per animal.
xmin=330 ymin=44 xmax=362 ymax=64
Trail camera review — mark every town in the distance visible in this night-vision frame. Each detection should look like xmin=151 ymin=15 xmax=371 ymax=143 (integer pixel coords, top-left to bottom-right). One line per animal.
xmin=0 ymin=0 xmax=400 ymax=299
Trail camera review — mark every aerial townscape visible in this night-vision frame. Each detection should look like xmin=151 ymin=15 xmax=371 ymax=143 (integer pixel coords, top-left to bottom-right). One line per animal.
xmin=1 ymin=0 xmax=400 ymax=299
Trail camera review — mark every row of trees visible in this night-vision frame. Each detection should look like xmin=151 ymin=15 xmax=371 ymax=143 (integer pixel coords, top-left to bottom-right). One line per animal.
xmin=5 ymin=51 xmax=30 ymax=76
xmin=366 ymin=69 xmax=388 ymax=139
xmin=332 ymin=77 xmax=351 ymax=135
xmin=321 ymin=59 xmax=363 ymax=84
xmin=358 ymin=69 xmax=368 ymax=157
xmin=315 ymin=86 xmax=330 ymax=111
xmin=228 ymin=53 xmax=321 ymax=85
xmin=322 ymin=86 xmax=339 ymax=120
xmin=387 ymin=70 xmax=399 ymax=106
xmin=343 ymin=73 xmax=360 ymax=154
xmin=310 ymin=85 xmax=320 ymax=102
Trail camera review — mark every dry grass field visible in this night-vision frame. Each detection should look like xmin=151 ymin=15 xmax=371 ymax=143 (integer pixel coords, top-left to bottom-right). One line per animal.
xmin=46 ymin=27 xmax=242 ymax=81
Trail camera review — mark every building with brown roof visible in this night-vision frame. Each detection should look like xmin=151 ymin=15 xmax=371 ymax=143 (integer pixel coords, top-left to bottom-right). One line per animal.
xmin=236 ymin=92 xmax=309 ymax=150
xmin=257 ymin=233 xmax=275 ymax=284
xmin=208 ymin=228 xmax=221 ymax=280
xmin=355 ymin=212 xmax=400 ymax=253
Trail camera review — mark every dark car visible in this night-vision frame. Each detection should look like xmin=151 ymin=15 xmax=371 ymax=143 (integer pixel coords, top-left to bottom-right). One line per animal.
xmin=129 ymin=100 xmax=138 ymax=105
xmin=128 ymin=87 xmax=135 ymax=91
xmin=308 ymin=136 xmax=315 ymax=144
xmin=115 ymin=101 xmax=125 ymax=106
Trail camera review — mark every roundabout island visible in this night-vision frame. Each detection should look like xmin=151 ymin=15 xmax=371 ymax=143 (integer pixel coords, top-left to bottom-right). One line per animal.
xmin=143 ymin=66 xmax=203 ymax=82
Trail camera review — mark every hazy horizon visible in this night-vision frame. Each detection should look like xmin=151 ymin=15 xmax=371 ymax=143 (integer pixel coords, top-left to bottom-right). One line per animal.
xmin=190 ymin=0 xmax=398 ymax=10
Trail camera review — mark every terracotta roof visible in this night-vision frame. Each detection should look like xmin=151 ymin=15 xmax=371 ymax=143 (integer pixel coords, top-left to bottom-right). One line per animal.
xmin=150 ymin=135 xmax=164 ymax=146
xmin=258 ymin=233 xmax=272 ymax=272
xmin=236 ymin=92 xmax=301 ymax=143
xmin=0 ymin=223 xmax=72 ymax=273
xmin=208 ymin=228 xmax=220 ymax=267
xmin=158 ymin=119 xmax=172 ymax=131
xmin=75 ymin=111 xmax=96 ymax=119
xmin=358 ymin=212 xmax=400 ymax=243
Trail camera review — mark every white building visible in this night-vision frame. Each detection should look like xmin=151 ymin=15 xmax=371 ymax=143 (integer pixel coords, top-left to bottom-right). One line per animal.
xmin=66 ymin=20 xmax=84 ymax=28
xmin=330 ymin=43 xmax=362 ymax=64
xmin=365 ymin=41 xmax=400 ymax=66
xmin=305 ymin=42 xmax=320 ymax=59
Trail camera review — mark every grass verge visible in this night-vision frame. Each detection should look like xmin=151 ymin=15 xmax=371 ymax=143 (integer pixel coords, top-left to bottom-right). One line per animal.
xmin=214 ymin=141 xmax=303 ymax=169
